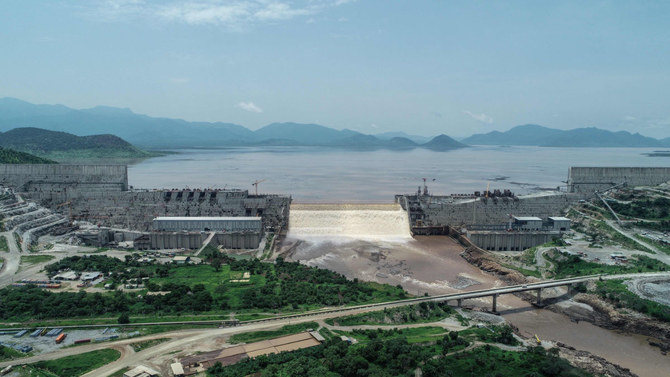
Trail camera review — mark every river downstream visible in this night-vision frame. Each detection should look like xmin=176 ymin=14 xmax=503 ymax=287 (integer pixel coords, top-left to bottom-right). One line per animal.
xmin=283 ymin=232 xmax=669 ymax=377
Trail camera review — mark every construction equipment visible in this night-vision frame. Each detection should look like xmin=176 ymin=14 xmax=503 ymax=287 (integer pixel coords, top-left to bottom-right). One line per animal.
xmin=252 ymin=179 xmax=266 ymax=195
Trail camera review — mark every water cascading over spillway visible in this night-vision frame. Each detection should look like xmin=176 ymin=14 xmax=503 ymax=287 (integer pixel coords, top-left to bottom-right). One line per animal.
xmin=287 ymin=203 xmax=412 ymax=240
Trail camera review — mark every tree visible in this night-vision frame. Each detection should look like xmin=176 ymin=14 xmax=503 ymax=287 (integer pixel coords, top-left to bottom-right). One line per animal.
xmin=118 ymin=312 xmax=130 ymax=324
xmin=212 ymin=258 xmax=222 ymax=272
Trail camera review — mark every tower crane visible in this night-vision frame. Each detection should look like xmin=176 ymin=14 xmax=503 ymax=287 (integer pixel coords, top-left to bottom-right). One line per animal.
xmin=252 ymin=179 xmax=266 ymax=195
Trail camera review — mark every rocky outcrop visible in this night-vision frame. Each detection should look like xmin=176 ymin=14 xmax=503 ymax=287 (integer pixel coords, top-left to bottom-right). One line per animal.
xmin=460 ymin=245 xmax=528 ymax=285
xmin=573 ymin=294 xmax=670 ymax=352
xmin=557 ymin=342 xmax=638 ymax=377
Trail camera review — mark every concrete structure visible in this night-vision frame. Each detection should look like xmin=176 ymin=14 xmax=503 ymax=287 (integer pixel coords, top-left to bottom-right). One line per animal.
xmin=173 ymin=256 xmax=191 ymax=264
xmin=171 ymin=362 xmax=185 ymax=377
xmin=53 ymin=271 xmax=78 ymax=281
xmin=467 ymin=231 xmax=558 ymax=251
xmin=547 ymin=216 xmax=571 ymax=231
xmin=0 ymin=164 xmax=128 ymax=193
xmin=513 ymin=216 xmax=542 ymax=231
xmin=0 ymin=164 xmax=289 ymax=233
xmin=149 ymin=231 xmax=261 ymax=250
xmin=81 ymin=272 xmax=102 ymax=281
xmin=152 ymin=216 xmax=261 ymax=232
xmin=466 ymin=216 xmax=570 ymax=251
xmin=568 ymin=167 xmax=670 ymax=193
xmin=398 ymin=192 xmax=574 ymax=229
xmin=123 ymin=365 xmax=160 ymax=377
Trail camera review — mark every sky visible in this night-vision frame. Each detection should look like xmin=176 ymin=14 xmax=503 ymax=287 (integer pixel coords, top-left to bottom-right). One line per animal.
xmin=1 ymin=0 xmax=669 ymax=138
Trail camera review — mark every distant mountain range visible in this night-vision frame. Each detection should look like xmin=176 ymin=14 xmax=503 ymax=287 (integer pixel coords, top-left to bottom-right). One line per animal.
xmin=0 ymin=98 xmax=465 ymax=151
xmin=1 ymin=98 xmax=668 ymax=150
xmin=462 ymin=124 xmax=668 ymax=147
xmin=0 ymin=127 xmax=154 ymax=161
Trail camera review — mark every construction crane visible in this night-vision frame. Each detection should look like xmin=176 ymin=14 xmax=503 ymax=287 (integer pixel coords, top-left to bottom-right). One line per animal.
xmin=252 ymin=179 xmax=266 ymax=195
xmin=56 ymin=201 xmax=73 ymax=224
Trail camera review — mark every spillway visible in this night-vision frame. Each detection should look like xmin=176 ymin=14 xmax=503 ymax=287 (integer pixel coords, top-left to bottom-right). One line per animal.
xmin=287 ymin=203 xmax=412 ymax=240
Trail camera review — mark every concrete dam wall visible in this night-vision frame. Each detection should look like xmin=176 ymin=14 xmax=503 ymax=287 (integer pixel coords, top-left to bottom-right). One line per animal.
xmin=401 ymin=192 xmax=574 ymax=227
xmin=0 ymin=164 xmax=290 ymax=233
xmin=40 ymin=189 xmax=290 ymax=232
xmin=0 ymin=164 xmax=128 ymax=192
xmin=568 ymin=167 xmax=670 ymax=193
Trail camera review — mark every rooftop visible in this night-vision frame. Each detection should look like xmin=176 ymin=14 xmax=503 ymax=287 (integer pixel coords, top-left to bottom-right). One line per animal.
xmin=153 ymin=216 xmax=260 ymax=221
xmin=513 ymin=216 xmax=542 ymax=221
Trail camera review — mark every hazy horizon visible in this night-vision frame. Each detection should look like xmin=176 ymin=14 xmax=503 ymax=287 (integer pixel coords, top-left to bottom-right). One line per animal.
xmin=1 ymin=1 xmax=669 ymax=138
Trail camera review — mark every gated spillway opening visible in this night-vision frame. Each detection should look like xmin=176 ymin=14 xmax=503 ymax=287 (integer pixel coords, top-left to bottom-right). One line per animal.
xmin=287 ymin=203 xmax=412 ymax=240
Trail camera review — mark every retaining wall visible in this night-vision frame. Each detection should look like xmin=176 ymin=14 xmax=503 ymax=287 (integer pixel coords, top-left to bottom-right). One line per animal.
xmin=467 ymin=231 xmax=556 ymax=251
xmin=0 ymin=164 xmax=127 ymax=192
xmin=418 ymin=193 xmax=574 ymax=227
xmin=149 ymin=232 xmax=260 ymax=249
xmin=568 ymin=167 xmax=670 ymax=193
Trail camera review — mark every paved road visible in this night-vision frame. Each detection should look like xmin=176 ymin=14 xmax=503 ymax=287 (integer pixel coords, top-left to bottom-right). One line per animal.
xmin=0 ymin=231 xmax=21 ymax=286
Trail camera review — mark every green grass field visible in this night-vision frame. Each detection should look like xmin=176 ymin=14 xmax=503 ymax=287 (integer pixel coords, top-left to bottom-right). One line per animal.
xmin=0 ymin=235 xmax=8 ymax=252
xmin=335 ymin=326 xmax=448 ymax=344
xmin=29 ymin=348 xmax=121 ymax=376
xmin=326 ymin=302 xmax=455 ymax=326
xmin=0 ymin=344 xmax=28 ymax=362
xmin=229 ymin=322 xmax=319 ymax=344
xmin=129 ymin=337 xmax=170 ymax=352
xmin=595 ymin=279 xmax=670 ymax=322
xmin=547 ymin=252 xmax=667 ymax=278
xmin=17 ymin=254 xmax=55 ymax=272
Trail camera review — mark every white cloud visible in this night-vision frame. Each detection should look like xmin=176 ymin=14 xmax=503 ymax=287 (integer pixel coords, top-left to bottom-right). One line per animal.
xmin=254 ymin=2 xmax=312 ymax=21
xmin=464 ymin=111 xmax=493 ymax=124
xmin=89 ymin=0 xmax=352 ymax=27
xmin=647 ymin=117 xmax=670 ymax=129
xmin=623 ymin=115 xmax=636 ymax=121
xmin=236 ymin=101 xmax=263 ymax=113
xmin=333 ymin=0 xmax=357 ymax=5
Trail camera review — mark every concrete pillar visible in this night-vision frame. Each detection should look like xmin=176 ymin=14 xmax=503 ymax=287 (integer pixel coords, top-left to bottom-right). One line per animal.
xmin=536 ymin=288 xmax=542 ymax=305
xmin=567 ymin=284 xmax=572 ymax=295
xmin=457 ymin=298 xmax=462 ymax=307
xmin=492 ymin=294 xmax=498 ymax=312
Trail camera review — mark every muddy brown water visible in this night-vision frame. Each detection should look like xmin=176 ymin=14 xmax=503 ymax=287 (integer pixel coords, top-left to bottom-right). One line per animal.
xmin=284 ymin=235 xmax=669 ymax=376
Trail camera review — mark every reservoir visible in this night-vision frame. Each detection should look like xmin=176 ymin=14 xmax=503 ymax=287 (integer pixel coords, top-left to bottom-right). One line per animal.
xmin=129 ymin=146 xmax=669 ymax=202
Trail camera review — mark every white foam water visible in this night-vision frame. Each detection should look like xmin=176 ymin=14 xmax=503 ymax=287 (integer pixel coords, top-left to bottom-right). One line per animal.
xmin=287 ymin=204 xmax=412 ymax=241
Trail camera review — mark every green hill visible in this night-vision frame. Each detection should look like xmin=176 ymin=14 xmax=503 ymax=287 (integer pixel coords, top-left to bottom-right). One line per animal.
xmin=462 ymin=124 xmax=663 ymax=147
xmin=0 ymin=147 xmax=57 ymax=164
xmin=0 ymin=127 xmax=156 ymax=161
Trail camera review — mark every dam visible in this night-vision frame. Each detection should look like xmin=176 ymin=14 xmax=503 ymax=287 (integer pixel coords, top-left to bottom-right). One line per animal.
xmin=287 ymin=203 xmax=412 ymax=240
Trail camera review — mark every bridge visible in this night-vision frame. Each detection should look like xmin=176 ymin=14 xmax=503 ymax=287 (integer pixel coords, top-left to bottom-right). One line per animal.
xmin=2 ymin=273 xmax=668 ymax=334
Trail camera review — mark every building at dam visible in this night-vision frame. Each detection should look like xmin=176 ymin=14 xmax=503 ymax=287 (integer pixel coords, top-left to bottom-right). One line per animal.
xmin=397 ymin=166 xmax=670 ymax=251
xmin=0 ymin=164 xmax=290 ymax=250
xmin=466 ymin=216 xmax=571 ymax=251
xmin=151 ymin=217 xmax=262 ymax=233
